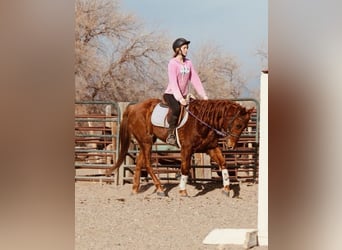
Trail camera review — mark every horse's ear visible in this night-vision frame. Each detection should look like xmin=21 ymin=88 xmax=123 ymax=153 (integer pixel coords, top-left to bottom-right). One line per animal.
xmin=247 ymin=108 xmax=255 ymax=114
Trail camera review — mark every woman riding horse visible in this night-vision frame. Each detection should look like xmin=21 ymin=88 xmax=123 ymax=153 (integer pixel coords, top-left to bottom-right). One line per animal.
xmin=163 ymin=38 xmax=208 ymax=146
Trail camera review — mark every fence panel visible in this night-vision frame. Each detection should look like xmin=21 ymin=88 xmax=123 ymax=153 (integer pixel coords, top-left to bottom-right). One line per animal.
xmin=75 ymin=101 xmax=120 ymax=183
xmin=119 ymin=99 xmax=259 ymax=185
xmin=74 ymin=99 xmax=259 ymax=185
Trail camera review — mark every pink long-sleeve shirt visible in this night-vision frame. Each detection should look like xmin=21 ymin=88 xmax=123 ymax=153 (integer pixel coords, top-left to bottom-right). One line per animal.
xmin=164 ymin=57 xmax=207 ymax=101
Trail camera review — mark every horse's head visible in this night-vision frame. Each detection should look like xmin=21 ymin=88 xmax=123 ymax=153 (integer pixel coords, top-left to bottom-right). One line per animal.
xmin=225 ymin=107 xmax=254 ymax=149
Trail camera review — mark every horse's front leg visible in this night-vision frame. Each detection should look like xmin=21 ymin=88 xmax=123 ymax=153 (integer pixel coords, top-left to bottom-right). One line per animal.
xmin=178 ymin=149 xmax=192 ymax=197
xmin=208 ymin=147 xmax=230 ymax=196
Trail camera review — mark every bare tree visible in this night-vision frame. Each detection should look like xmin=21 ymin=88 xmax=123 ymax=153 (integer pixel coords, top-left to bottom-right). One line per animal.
xmin=75 ymin=0 xmax=258 ymax=104
xmin=192 ymin=43 xmax=246 ymax=99
xmin=255 ymin=42 xmax=268 ymax=72
xmin=75 ymin=0 xmax=169 ymax=102
xmin=246 ymin=42 xmax=268 ymax=102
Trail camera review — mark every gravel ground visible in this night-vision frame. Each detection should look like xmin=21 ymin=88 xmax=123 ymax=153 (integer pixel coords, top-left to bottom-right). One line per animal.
xmin=75 ymin=180 xmax=268 ymax=250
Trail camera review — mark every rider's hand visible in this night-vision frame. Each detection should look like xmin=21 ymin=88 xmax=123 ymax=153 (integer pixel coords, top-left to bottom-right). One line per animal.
xmin=203 ymin=95 xmax=208 ymax=100
xmin=179 ymin=98 xmax=187 ymax=106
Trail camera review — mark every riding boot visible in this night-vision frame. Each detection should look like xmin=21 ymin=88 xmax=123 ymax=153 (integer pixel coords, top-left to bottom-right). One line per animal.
xmin=166 ymin=128 xmax=177 ymax=146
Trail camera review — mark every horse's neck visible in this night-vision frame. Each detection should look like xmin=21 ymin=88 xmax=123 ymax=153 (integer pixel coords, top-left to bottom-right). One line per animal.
xmin=191 ymin=101 xmax=239 ymax=128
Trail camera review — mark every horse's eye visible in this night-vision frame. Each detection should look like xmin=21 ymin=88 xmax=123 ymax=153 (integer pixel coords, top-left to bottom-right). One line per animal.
xmin=236 ymin=124 xmax=242 ymax=130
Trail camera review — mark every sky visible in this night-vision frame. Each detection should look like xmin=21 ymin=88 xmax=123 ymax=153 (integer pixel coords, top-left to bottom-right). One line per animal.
xmin=120 ymin=0 xmax=268 ymax=95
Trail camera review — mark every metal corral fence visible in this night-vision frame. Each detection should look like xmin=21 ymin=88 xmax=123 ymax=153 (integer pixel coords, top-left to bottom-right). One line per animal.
xmin=119 ymin=98 xmax=259 ymax=185
xmin=74 ymin=101 xmax=120 ymax=183
xmin=74 ymin=99 xmax=259 ymax=184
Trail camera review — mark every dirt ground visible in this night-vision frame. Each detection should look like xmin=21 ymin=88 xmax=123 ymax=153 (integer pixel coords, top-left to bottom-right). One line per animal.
xmin=75 ymin=180 xmax=268 ymax=250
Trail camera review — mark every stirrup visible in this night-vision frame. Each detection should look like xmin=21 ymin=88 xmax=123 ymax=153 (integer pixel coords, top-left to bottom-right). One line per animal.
xmin=166 ymin=134 xmax=177 ymax=145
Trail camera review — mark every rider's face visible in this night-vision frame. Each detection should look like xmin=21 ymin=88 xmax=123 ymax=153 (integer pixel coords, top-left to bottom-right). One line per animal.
xmin=180 ymin=44 xmax=188 ymax=56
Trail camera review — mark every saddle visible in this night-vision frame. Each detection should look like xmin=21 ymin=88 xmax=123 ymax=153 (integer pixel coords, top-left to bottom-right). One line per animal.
xmin=151 ymin=102 xmax=188 ymax=128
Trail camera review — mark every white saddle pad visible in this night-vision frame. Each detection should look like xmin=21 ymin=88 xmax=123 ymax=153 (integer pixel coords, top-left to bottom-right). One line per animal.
xmin=151 ymin=103 xmax=170 ymax=127
xmin=151 ymin=103 xmax=188 ymax=128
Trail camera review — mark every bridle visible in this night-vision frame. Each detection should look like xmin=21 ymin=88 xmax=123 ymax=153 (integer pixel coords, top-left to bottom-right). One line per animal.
xmin=184 ymin=106 xmax=243 ymax=139
xmin=226 ymin=112 xmax=244 ymax=138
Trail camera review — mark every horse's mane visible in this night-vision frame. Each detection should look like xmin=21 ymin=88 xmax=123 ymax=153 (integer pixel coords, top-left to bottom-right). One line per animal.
xmin=189 ymin=99 xmax=245 ymax=128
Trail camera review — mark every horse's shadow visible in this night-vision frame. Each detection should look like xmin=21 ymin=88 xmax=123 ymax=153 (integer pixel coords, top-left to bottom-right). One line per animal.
xmin=136 ymin=182 xmax=178 ymax=196
xmin=190 ymin=181 xmax=241 ymax=198
xmin=138 ymin=181 xmax=240 ymax=198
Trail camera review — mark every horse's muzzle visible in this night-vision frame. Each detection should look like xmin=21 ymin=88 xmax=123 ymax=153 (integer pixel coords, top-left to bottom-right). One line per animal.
xmin=226 ymin=137 xmax=238 ymax=150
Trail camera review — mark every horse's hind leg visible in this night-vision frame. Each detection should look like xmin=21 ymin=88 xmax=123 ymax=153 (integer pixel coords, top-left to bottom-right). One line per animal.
xmin=132 ymin=152 xmax=144 ymax=194
xmin=140 ymin=143 xmax=165 ymax=196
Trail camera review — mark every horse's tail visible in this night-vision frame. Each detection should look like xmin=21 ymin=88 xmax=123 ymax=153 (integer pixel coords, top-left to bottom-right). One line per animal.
xmin=105 ymin=106 xmax=132 ymax=176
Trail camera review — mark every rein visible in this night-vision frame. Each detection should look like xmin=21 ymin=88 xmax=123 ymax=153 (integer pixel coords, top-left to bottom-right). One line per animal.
xmin=185 ymin=104 xmax=242 ymax=138
xmin=185 ymin=107 xmax=227 ymax=137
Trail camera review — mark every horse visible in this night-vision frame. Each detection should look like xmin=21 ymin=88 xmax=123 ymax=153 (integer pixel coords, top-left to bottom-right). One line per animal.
xmin=105 ymin=98 xmax=253 ymax=197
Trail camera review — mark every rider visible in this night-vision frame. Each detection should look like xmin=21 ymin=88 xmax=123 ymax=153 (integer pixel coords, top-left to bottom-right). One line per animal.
xmin=163 ymin=38 xmax=208 ymax=145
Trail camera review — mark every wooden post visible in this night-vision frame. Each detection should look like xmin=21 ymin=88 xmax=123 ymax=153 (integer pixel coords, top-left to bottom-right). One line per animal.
xmin=194 ymin=153 xmax=211 ymax=180
xmin=105 ymin=105 xmax=114 ymax=166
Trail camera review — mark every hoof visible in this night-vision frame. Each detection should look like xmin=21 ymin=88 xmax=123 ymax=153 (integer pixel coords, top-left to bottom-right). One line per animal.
xmin=131 ymin=190 xmax=139 ymax=195
xmin=179 ymin=190 xmax=189 ymax=197
xmin=157 ymin=191 xmax=166 ymax=197
xmin=104 ymin=170 xmax=112 ymax=177
xmin=221 ymin=186 xmax=230 ymax=197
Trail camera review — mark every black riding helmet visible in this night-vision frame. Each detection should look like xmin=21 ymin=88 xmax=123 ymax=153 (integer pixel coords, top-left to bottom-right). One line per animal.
xmin=172 ymin=38 xmax=190 ymax=52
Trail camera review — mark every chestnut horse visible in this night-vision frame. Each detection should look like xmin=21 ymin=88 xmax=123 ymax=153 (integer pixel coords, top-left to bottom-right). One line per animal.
xmin=106 ymin=98 xmax=253 ymax=197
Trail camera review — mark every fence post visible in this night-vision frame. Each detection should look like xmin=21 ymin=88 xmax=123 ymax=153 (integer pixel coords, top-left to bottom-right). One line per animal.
xmin=194 ymin=153 xmax=211 ymax=180
xmin=258 ymin=71 xmax=268 ymax=246
xmin=247 ymin=126 xmax=253 ymax=176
